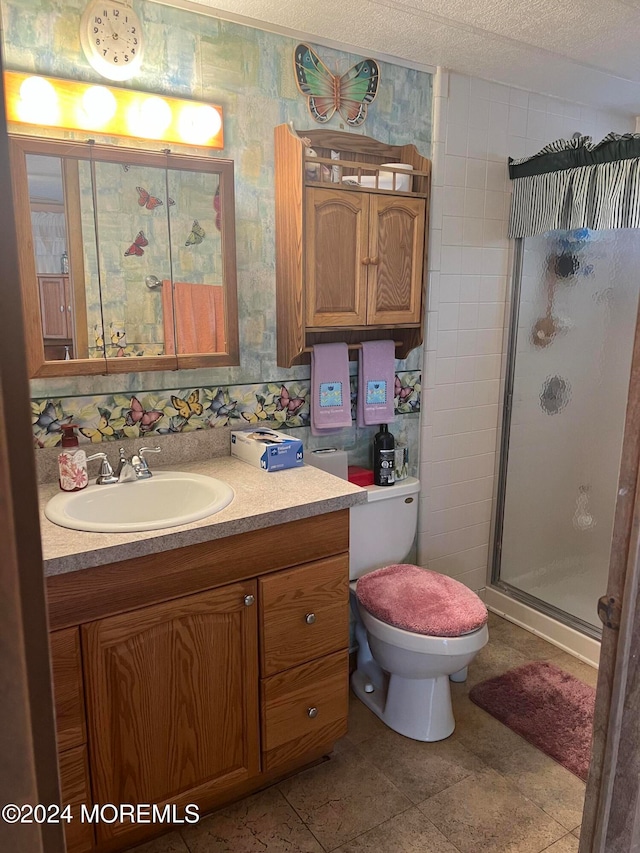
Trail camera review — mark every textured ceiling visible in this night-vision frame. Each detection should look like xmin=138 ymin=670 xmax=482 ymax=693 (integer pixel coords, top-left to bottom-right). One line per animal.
xmin=166 ymin=0 xmax=640 ymax=115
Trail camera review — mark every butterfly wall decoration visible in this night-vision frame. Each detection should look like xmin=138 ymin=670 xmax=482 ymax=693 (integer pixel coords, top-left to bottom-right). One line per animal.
xmin=171 ymin=390 xmax=204 ymax=420
xmin=125 ymin=396 xmax=163 ymax=431
xmin=124 ymin=230 xmax=149 ymax=257
xmin=136 ymin=186 xmax=175 ymax=210
xmin=185 ymin=220 xmax=205 ymax=247
xmin=294 ymin=43 xmax=380 ymax=127
xmin=276 ymin=385 xmax=305 ymax=416
xmin=80 ymin=411 xmax=116 ymax=443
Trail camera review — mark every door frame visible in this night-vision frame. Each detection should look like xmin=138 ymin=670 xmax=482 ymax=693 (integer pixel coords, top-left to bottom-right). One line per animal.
xmin=0 ymin=48 xmax=65 ymax=853
xmin=580 ymin=291 xmax=640 ymax=852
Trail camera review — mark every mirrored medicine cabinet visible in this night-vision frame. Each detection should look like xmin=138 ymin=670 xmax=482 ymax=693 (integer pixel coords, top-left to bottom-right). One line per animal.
xmin=9 ymin=136 xmax=239 ymax=377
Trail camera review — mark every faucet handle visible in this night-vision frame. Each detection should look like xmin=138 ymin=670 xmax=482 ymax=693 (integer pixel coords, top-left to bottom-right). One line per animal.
xmin=86 ymin=452 xmax=118 ymax=485
xmin=134 ymin=446 xmax=161 ymax=478
xmin=138 ymin=446 xmax=161 ymax=458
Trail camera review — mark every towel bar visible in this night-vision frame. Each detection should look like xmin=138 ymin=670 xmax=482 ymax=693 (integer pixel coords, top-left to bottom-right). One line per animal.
xmin=302 ymin=341 xmax=403 ymax=353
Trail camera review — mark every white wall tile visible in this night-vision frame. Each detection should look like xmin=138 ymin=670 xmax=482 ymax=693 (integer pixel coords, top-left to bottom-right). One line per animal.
xmin=464 ymin=188 xmax=485 ymax=219
xmin=460 ymin=275 xmax=480 ymax=302
xmin=509 ymin=87 xmax=529 ymax=108
xmin=459 ymin=302 xmax=479 ymax=329
xmin=486 ymin=161 xmax=507 ymax=193
xmin=455 ymin=356 xmax=476 ymax=382
xmin=443 ymin=186 xmax=465 ymax=216
xmin=446 ymin=123 xmax=469 ymax=157
xmin=436 ymin=357 xmax=457 ymax=385
xmin=442 ymin=215 xmax=464 ymax=245
xmin=469 ymin=98 xmax=490 ymax=130
xmin=441 ymin=245 xmax=462 ymax=274
xmin=438 ymin=302 xmax=460 ymax=330
xmin=466 ymin=158 xmax=487 ymax=188
xmin=463 ymin=217 xmax=484 ymax=247
xmin=467 ymin=127 xmax=489 ymax=161
xmin=436 ymin=330 xmax=458 ymax=358
xmin=508 ymin=105 xmax=528 ymax=137
xmin=439 ymin=273 xmax=461 ymax=302
xmin=445 ymin=155 xmax=467 ymax=187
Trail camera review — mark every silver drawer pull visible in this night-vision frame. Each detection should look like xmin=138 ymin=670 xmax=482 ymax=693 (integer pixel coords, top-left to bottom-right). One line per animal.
xmin=307 ymin=707 xmax=318 ymax=719
xmin=244 ymin=594 xmax=255 ymax=606
xmin=305 ymin=613 xmax=316 ymax=625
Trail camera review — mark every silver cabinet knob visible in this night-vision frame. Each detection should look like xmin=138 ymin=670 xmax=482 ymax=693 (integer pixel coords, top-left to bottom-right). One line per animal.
xmin=244 ymin=594 xmax=255 ymax=606
xmin=307 ymin=707 xmax=318 ymax=719
xmin=305 ymin=613 xmax=316 ymax=624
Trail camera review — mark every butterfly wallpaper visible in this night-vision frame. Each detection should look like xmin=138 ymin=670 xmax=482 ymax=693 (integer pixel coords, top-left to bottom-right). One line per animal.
xmin=294 ymin=43 xmax=380 ymax=126
xmin=31 ymin=373 xmax=420 ymax=446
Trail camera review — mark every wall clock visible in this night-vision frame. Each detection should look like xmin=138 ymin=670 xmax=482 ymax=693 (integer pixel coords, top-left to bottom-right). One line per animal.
xmin=80 ymin=0 xmax=143 ymax=81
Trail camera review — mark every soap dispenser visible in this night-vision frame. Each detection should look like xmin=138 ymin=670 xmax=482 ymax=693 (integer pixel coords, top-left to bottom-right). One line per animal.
xmin=58 ymin=425 xmax=88 ymax=492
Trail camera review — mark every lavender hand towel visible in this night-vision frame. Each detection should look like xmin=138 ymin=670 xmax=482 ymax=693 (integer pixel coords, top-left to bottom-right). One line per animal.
xmin=311 ymin=343 xmax=352 ymax=435
xmin=357 ymin=340 xmax=396 ymax=426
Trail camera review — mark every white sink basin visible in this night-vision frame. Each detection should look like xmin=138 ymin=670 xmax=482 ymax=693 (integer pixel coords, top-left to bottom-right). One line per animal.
xmin=44 ymin=471 xmax=234 ymax=533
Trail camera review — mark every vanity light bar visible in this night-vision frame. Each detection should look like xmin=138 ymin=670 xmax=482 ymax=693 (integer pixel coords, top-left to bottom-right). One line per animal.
xmin=3 ymin=71 xmax=224 ymax=149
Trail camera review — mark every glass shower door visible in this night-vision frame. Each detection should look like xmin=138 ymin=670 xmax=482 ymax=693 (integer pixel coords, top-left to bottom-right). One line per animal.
xmin=495 ymin=229 xmax=640 ymax=634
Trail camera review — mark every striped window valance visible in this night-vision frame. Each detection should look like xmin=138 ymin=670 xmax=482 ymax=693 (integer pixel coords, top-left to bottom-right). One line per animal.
xmin=508 ymin=134 xmax=640 ymax=238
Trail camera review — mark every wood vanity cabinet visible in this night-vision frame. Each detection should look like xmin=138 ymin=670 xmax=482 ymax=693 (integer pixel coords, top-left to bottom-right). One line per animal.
xmin=275 ymin=123 xmax=431 ymax=367
xmin=46 ymin=510 xmax=350 ymax=851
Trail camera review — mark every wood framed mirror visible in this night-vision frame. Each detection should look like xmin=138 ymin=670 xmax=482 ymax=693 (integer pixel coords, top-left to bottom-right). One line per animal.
xmin=9 ymin=136 xmax=239 ymax=377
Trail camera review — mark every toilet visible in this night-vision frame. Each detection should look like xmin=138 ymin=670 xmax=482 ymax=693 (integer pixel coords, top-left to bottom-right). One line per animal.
xmin=350 ymin=477 xmax=488 ymax=742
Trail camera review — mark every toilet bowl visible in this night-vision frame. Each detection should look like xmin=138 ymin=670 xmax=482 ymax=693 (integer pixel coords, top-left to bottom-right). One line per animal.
xmin=349 ymin=477 xmax=488 ymax=741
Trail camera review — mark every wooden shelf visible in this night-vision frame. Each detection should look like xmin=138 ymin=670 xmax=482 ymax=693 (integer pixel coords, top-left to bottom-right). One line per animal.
xmin=274 ymin=124 xmax=431 ymax=367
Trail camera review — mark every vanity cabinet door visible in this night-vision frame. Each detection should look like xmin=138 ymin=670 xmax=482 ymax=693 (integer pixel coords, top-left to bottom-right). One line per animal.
xmin=82 ymin=581 xmax=260 ymax=842
xmin=366 ymin=195 xmax=425 ymax=325
xmin=305 ymin=187 xmax=369 ymax=328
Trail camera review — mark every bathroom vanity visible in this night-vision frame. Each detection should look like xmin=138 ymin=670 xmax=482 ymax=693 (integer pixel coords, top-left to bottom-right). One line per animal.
xmin=40 ymin=458 xmax=364 ymax=852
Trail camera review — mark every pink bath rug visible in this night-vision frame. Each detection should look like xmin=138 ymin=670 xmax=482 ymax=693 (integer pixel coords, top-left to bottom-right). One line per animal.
xmin=469 ymin=660 xmax=595 ymax=781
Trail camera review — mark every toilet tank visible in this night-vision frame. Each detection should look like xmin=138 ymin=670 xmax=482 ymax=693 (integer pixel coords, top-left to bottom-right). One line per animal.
xmin=349 ymin=477 xmax=420 ymax=580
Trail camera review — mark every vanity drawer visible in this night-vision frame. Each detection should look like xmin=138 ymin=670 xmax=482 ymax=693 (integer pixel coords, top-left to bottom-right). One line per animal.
xmin=59 ymin=744 xmax=94 ymax=853
xmin=261 ymin=650 xmax=348 ymax=771
xmin=50 ymin=627 xmax=86 ymax=751
xmin=259 ymin=554 xmax=349 ymax=676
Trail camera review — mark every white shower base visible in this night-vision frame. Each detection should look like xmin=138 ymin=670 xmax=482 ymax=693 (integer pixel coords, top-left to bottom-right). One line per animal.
xmin=501 ymin=551 xmax=604 ymax=630
xmin=485 ymin=586 xmax=600 ymax=667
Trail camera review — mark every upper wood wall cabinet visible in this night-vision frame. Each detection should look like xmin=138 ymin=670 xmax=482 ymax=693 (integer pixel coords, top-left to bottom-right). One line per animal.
xmin=275 ymin=124 xmax=431 ymax=367
xmin=10 ymin=136 xmax=240 ymax=378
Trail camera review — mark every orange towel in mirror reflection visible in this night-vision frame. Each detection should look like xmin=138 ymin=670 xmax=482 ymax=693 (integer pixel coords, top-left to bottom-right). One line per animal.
xmin=162 ymin=280 xmax=225 ymax=354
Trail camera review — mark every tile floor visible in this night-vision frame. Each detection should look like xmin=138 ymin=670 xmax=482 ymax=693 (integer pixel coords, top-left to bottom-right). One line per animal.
xmin=128 ymin=613 xmax=596 ymax=853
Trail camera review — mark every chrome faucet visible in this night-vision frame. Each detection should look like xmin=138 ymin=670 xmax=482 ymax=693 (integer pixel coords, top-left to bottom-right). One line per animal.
xmin=90 ymin=446 xmax=162 ymax=484
xmin=115 ymin=447 xmax=137 ymax=482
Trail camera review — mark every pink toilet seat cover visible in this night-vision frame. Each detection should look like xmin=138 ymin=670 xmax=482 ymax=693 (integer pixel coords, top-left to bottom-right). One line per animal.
xmin=356 ymin=563 xmax=488 ymax=637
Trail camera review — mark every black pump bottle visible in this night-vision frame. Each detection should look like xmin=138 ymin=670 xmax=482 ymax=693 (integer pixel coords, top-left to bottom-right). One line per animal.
xmin=373 ymin=424 xmax=395 ymax=486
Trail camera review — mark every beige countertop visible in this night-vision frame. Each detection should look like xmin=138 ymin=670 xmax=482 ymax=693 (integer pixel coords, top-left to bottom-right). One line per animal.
xmin=39 ymin=457 xmax=366 ymax=577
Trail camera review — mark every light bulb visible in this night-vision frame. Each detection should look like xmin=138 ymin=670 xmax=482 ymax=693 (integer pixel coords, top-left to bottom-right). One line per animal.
xmin=178 ymin=104 xmax=222 ymax=145
xmin=18 ymin=76 xmax=59 ymax=126
xmin=127 ymin=96 xmax=172 ymax=139
xmin=79 ymin=86 xmax=117 ymax=128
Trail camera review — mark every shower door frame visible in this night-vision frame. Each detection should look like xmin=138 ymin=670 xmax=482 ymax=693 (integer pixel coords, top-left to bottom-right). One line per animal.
xmin=490 ymin=236 xmax=602 ymax=640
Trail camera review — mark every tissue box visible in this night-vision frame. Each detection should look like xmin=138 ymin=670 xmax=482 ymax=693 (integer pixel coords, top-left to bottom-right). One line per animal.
xmin=230 ymin=428 xmax=304 ymax=472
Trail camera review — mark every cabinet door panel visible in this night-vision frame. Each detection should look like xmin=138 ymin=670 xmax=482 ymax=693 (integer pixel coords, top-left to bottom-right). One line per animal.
xmin=82 ymin=581 xmax=260 ymax=838
xmin=305 ymin=188 xmax=368 ymax=327
xmin=50 ymin=626 xmax=86 ymax=751
xmin=38 ymin=275 xmax=70 ymax=338
xmin=367 ymin=196 xmax=425 ymax=324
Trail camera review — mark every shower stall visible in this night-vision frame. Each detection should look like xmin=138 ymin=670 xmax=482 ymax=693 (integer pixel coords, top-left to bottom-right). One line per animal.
xmin=491 ymin=228 xmax=640 ymax=644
